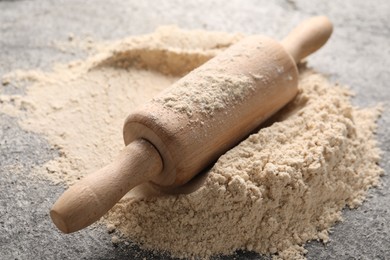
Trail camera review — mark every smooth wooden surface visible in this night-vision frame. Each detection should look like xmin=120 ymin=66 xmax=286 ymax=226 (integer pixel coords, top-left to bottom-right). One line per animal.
xmin=50 ymin=139 xmax=163 ymax=233
xmin=51 ymin=16 xmax=333 ymax=233
xmin=281 ymin=16 xmax=333 ymax=63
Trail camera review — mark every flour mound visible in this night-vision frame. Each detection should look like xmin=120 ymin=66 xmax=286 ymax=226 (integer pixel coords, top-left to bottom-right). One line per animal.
xmin=108 ymin=70 xmax=382 ymax=258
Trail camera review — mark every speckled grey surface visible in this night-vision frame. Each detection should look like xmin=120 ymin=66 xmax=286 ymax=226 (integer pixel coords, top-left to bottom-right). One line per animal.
xmin=0 ymin=1 xmax=389 ymax=259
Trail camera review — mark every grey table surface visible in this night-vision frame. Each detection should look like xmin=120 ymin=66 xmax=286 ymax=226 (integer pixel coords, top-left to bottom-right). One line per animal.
xmin=1 ymin=1 xmax=389 ymax=259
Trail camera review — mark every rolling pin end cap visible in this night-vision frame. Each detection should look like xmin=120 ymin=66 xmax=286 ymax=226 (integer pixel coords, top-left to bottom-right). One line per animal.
xmin=50 ymin=208 xmax=70 ymax=234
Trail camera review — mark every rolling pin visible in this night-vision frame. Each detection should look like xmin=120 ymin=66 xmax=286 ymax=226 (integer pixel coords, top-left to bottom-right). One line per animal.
xmin=51 ymin=16 xmax=333 ymax=233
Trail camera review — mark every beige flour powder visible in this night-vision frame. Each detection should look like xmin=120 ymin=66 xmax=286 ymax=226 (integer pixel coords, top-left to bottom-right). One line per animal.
xmin=0 ymin=27 xmax=383 ymax=259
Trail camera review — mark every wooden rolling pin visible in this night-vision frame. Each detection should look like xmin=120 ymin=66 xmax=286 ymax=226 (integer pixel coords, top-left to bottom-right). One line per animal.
xmin=51 ymin=16 xmax=333 ymax=233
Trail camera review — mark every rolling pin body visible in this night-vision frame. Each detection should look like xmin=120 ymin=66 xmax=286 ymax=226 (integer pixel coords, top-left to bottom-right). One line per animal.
xmin=124 ymin=35 xmax=298 ymax=188
xmin=51 ymin=16 xmax=333 ymax=233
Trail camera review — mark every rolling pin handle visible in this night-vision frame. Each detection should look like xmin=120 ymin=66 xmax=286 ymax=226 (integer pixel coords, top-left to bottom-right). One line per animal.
xmin=50 ymin=139 xmax=163 ymax=233
xmin=281 ymin=16 xmax=333 ymax=63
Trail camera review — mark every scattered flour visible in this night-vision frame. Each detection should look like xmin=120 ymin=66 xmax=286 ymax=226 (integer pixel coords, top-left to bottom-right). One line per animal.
xmin=0 ymin=27 xmax=383 ymax=259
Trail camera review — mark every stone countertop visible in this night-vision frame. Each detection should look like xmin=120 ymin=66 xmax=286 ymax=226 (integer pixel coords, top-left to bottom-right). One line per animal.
xmin=1 ymin=1 xmax=389 ymax=259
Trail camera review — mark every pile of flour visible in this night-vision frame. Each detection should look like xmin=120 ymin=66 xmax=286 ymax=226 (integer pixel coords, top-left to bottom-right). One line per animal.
xmin=0 ymin=27 xmax=383 ymax=259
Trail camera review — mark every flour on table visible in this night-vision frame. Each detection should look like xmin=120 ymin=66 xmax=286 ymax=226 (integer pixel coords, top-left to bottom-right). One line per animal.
xmin=0 ymin=26 xmax=383 ymax=259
